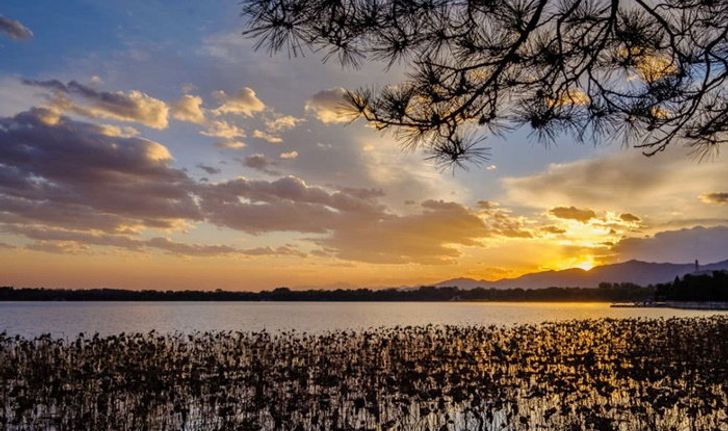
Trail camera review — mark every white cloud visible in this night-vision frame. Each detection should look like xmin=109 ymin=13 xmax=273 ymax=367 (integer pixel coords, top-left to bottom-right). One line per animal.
xmin=24 ymin=79 xmax=169 ymax=129
xmin=212 ymin=87 xmax=265 ymax=117
xmin=171 ymin=94 xmax=205 ymax=124
xmin=201 ymin=120 xmax=245 ymax=139
xmin=266 ymin=115 xmax=304 ymax=132
xmin=305 ymin=87 xmax=350 ymax=124
xmin=215 ymin=140 xmax=246 ymax=150
xmin=253 ymin=129 xmax=283 ymax=144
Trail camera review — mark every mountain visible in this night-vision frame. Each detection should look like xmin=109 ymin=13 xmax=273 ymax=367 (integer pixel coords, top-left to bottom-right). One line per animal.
xmin=435 ymin=259 xmax=728 ymax=289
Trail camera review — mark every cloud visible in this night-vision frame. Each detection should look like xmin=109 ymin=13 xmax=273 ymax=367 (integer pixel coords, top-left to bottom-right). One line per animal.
xmin=700 ymin=192 xmax=728 ymax=205
xmin=252 ymin=129 xmax=283 ymax=144
xmin=212 ymin=87 xmax=265 ymax=117
xmin=26 ymin=241 xmax=88 ymax=254
xmin=240 ymin=154 xmax=280 ymax=175
xmin=239 ymin=245 xmax=307 ymax=258
xmin=549 ymin=206 xmax=597 ymax=223
xmin=620 ymin=213 xmax=641 ymax=223
xmin=305 ymin=88 xmax=350 ymax=124
xmin=0 ymin=109 xmax=493 ymax=265
xmin=280 ymin=151 xmax=298 ymax=159
xmin=196 ymin=164 xmax=221 ymax=175
xmin=144 ymin=237 xmax=240 ymax=257
xmin=23 ymin=79 xmax=169 ymax=129
xmin=503 ymin=152 xmax=673 ymax=210
xmin=215 ymin=140 xmax=246 ymax=150
xmin=171 ymin=94 xmax=205 ymax=124
xmin=266 ymin=115 xmax=304 ymax=132
xmin=96 ymin=124 xmax=140 ymax=138
xmin=478 ymin=203 xmax=533 ymax=238
xmin=318 ymin=200 xmax=490 ymax=264
xmin=201 ymin=120 xmax=245 ymax=139
xmin=477 ymin=200 xmax=496 ymax=210
xmin=7 ymin=224 xmax=307 ymax=258
xmin=502 ymin=150 xmax=728 ymax=228
xmin=612 ymin=226 xmax=728 ymax=264
xmin=0 ymin=16 xmax=33 ymax=40
xmin=199 ymin=176 xmax=383 ymax=235
xmin=0 ymin=108 xmax=199 ymax=232
xmin=541 ymin=225 xmax=566 ymax=234
xmin=0 ymin=76 xmax=49 ymax=116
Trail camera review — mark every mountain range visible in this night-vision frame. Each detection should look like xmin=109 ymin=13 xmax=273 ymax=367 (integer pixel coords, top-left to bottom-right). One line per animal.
xmin=434 ymin=259 xmax=728 ymax=290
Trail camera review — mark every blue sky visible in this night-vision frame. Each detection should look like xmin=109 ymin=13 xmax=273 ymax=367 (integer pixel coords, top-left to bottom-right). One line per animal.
xmin=1 ymin=1 xmax=727 ymax=290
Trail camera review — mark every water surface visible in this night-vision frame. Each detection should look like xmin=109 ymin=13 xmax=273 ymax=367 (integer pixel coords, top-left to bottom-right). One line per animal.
xmin=2 ymin=301 xmax=726 ymax=338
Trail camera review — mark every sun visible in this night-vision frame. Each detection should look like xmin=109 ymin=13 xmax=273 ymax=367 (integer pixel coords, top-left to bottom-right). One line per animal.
xmin=576 ymin=259 xmax=595 ymax=271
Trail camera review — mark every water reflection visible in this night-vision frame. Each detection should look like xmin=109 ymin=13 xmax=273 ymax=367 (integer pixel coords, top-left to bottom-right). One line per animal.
xmin=1 ymin=301 xmax=725 ymax=337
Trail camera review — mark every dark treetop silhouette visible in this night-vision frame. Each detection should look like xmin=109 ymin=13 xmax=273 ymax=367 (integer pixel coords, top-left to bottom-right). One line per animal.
xmin=242 ymin=0 xmax=728 ymax=167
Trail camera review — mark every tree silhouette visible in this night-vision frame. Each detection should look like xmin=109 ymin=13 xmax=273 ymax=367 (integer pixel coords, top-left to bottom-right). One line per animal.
xmin=242 ymin=0 xmax=728 ymax=166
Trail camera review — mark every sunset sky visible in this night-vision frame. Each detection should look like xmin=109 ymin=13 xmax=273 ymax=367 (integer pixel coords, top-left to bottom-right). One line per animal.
xmin=1 ymin=0 xmax=727 ymax=291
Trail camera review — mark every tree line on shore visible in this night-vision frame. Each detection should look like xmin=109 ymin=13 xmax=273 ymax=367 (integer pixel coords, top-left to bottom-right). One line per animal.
xmin=656 ymin=271 xmax=728 ymax=302
xmin=0 ymin=283 xmax=653 ymax=302
xmin=2 ymin=271 xmax=725 ymax=302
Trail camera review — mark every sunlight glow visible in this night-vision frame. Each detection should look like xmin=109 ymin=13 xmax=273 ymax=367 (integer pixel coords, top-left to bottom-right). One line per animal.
xmin=576 ymin=259 xmax=595 ymax=271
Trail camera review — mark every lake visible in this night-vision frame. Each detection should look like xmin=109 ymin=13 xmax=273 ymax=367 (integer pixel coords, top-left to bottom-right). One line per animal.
xmin=1 ymin=301 xmax=726 ymax=338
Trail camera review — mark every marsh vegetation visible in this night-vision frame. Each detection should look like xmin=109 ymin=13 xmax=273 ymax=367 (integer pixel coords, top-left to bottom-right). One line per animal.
xmin=2 ymin=317 xmax=727 ymax=430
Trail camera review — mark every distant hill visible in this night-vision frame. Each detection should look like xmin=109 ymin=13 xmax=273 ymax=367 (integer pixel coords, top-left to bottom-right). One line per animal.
xmin=435 ymin=259 xmax=728 ymax=289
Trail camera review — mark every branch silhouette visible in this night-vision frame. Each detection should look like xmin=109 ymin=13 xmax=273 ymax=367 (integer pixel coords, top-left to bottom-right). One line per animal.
xmin=242 ymin=0 xmax=728 ymax=166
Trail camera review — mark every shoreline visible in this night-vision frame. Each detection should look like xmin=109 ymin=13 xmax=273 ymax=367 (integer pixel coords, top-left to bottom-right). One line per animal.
xmin=611 ymin=301 xmax=728 ymax=310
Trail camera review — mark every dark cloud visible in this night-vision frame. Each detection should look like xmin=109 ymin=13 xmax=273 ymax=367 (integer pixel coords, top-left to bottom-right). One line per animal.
xmin=0 ymin=16 xmax=33 ymax=40
xmin=541 ymin=225 xmax=566 ymax=234
xmin=5 ymin=224 xmax=306 ymax=258
xmin=26 ymin=241 xmax=86 ymax=254
xmin=477 ymin=200 xmax=496 ymax=210
xmin=0 ymin=108 xmax=494 ymax=264
xmin=239 ymin=245 xmax=307 ymax=258
xmin=613 ymin=226 xmax=728 ymax=263
xmin=620 ymin=213 xmax=641 ymax=222
xmin=199 ymin=176 xmax=383 ymax=234
xmin=23 ymin=79 xmax=169 ymax=128
xmin=0 ymin=108 xmax=200 ymax=232
xmin=240 ymin=153 xmax=280 ymax=175
xmin=198 ymin=178 xmax=492 ymax=264
xmin=196 ymin=164 xmax=221 ymax=175
xmin=700 ymin=192 xmax=728 ymax=205
xmin=550 ymin=206 xmax=596 ymax=223
xmin=145 ymin=237 xmax=241 ymax=256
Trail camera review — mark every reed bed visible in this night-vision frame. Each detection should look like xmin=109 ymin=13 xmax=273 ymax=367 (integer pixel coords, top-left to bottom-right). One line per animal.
xmin=1 ymin=316 xmax=727 ymax=430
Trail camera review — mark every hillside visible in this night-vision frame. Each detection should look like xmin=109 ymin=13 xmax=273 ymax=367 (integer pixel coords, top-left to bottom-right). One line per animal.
xmin=435 ymin=259 xmax=728 ymax=289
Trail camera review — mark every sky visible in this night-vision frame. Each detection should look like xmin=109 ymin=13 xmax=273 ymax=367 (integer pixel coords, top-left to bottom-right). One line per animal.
xmin=1 ymin=0 xmax=727 ymax=291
